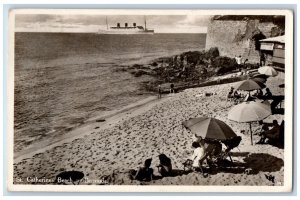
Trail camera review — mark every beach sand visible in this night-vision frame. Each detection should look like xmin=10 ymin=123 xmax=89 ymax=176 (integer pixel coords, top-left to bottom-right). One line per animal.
xmin=13 ymin=76 xmax=284 ymax=186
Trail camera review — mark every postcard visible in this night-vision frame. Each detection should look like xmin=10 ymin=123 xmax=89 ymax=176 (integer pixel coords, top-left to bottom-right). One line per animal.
xmin=7 ymin=9 xmax=293 ymax=192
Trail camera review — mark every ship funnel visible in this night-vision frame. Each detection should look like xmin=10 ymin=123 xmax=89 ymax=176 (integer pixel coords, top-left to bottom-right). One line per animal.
xmin=125 ymin=23 xmax=128 ymax=28
xmin=133 ymin=23 xmax=136 ymax=27
xmin=117 ymin=23 xmax=120 ymax=28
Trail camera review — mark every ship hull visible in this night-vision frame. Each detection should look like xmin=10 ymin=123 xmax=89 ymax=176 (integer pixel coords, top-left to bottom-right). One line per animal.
xmin=97 ymin=29 xmax=154 ymax=35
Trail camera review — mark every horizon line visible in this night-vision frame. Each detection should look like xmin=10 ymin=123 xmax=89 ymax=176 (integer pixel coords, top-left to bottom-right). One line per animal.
xmin=14 ymin=31 xmax=208 ymax=34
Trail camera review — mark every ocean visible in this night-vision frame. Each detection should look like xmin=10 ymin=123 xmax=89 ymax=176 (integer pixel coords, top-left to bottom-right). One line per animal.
xmin=14 ymin=32 xmax=206 ymax=152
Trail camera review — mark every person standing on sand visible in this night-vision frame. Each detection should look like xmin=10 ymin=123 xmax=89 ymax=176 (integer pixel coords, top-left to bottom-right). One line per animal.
xmin=235 ymin=55 xmax=243 ymax=70
xmin=158 ymin=85 xmax=162 ymax=99
xmin=170 ymin=83 xmax=175 ymax=94
xmin=260 ymin=52 xmax=266 ymax=66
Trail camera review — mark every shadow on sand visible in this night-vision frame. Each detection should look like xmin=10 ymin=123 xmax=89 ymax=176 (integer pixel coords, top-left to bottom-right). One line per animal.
xmin=89 ymin=153 xmax=283 ymax=184
xmin=206 ymin=152 xmax=284 ymax=175
xmin=152 ymin=169 xmax=193 ymax=181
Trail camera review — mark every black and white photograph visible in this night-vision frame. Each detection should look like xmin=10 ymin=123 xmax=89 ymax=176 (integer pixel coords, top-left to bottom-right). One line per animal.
xmin=7 ymin=9 xmax=293 ymax=192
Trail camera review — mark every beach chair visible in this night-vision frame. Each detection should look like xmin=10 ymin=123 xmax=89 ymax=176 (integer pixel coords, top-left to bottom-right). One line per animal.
xmin=240 ymin=93 xmax=256 ymax=102
xmin=220 ymin=136 xmax=242 ymax=163
xmin=202 ymin=141 xmax=224 ymax=168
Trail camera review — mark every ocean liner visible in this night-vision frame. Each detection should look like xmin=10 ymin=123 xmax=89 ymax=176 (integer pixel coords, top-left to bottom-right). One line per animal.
xmin=98 ymin=17 xmax=154 ymax=34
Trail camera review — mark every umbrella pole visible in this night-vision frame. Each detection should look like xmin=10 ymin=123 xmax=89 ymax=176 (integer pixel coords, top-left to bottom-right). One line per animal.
xmin=249 ymin=123 xmax=253 ymax=145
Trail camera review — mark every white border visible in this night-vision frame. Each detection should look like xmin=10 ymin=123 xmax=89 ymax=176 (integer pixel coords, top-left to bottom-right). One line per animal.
xmin=7 ymin=9 xmax=294 ymax=193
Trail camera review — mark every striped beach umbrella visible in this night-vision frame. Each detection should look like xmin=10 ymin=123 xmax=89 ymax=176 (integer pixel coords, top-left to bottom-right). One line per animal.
xmin=236 ymin=79 xmax=265 ymax=92
xmin=183 ymin=117 xmax=237 ymax=140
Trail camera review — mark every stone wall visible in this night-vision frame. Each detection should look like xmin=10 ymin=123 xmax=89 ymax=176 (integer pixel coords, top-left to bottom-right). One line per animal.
xmin=205 ymin=19 xmax=277 ymax=64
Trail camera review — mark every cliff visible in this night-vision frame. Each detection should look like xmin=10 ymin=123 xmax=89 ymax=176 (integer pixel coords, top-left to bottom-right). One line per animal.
xmin=205 ymin=15 xmax=284 ymax=63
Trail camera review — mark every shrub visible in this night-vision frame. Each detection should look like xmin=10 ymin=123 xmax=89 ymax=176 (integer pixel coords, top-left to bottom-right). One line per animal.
xmin=151 ymin=62 xmax=158 ymax=67
xmin=180 ymin=51 xmax=204 ymax=65
xmin=211 ymin=56 xmax=236 ymax=75
xmin=212 ymin=56 xmax=236 ymax=68
xmin=205 ymin=47 xmax=220 ymax=60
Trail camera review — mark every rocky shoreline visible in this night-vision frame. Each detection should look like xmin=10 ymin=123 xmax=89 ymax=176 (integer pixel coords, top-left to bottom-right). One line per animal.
xmin=119 ymin=47 xmax=259 ymax=93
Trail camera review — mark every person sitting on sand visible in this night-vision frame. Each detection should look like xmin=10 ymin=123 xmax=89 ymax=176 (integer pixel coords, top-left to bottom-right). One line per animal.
xmin=264 ymin=88 xmax=273 ymax=99
xmin=254 ymin=89 xmax=264 ymax=99
xmin=242 ymin=93 xmax=256 ymax=102
xmin=130 ymin=158 xmax=154 ymax=182
xmin=157 ymin=154 xmax=172 ymax=177
xmin=227 ymin=87 xmax=234 ymax=100
xmin=189 ymin=140 xmax=207 ymax=173
xmin=254 ymin=120 xmax=269 ymax=136
xmin=233 ymin=90 xmax=241 ymax=98
xmin=257 ymin=120 xmax=280 ymax=144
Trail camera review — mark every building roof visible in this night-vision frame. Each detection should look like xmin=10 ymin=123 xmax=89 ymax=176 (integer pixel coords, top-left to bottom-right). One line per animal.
xmin=260 ymin=35 xmax=285 ymax=43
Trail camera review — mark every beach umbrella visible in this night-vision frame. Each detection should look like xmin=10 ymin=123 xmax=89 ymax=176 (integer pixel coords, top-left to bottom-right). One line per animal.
xmin=252 ymin=74 xmax=269 ymax=80
xmin=263 ymin=114 xmax=284 ymax=125
xmin=258 ymin=66 xmax=278 ymax=77
xmin=251 ymin=77 xmax=267 ymax=84
xmin=183 ymin=117 xmax=237 ymax=140
xmin=228 ymin=101 xmax=272 ymax=145
xmin=235 ymin=79 xmax=265 ymax=92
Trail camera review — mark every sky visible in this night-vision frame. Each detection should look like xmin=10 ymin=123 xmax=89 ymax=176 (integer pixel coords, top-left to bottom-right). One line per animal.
xmin=15 ymin=14 xmax=211 ymax=33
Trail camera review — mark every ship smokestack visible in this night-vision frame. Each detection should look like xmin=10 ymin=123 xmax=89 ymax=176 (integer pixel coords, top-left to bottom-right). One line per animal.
xmin=125 ymin=23 xmax=128 ymax=28
xmin=117 ymin=23 xmax=120 ymax=28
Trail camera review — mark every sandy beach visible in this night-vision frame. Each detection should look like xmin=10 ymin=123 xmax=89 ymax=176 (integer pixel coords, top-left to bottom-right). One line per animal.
xmin=13 ymin=76 xmax=284 ymax=186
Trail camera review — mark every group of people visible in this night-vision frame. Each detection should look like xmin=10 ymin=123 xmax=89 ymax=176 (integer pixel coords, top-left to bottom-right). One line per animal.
xmin=130 ymin=135 xmax=234 ymax=182
xmin=188 ymin=136 xmax=241 ymax=174
xmin=130 ymin=154 xmax=173 ymax=182
xmin=157 ymin=83 xmax=175 ymax=99
xmin=227 ymin=87 xmax=273 ymax=102
xmin=227 ymin=87 xmax=242 ymax=100
xmin=256 ymin=119 xmax=283 ymax=145
xmin=253 ymin=87 xmax=273 ymax=99
xmin=235 ymin=54 xmax=266 ymax=69
xmin=129 ymin=119 xmax=280 ymax=182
